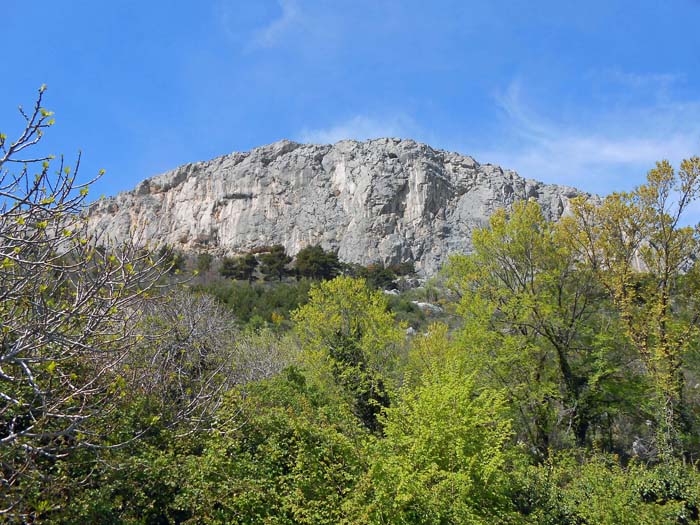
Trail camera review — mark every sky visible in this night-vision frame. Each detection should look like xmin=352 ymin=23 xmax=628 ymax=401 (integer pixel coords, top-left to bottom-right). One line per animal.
xmin=2 ymin=0 xmax=700 ymax=207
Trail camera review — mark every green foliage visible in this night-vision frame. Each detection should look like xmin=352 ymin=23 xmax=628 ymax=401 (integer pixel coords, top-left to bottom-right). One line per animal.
xmin=0 ymin=88 xmax=172 ymax=519
xmin=293 ymin=276 xmax=405 ymax=432
xmin=511 ymin=454 xmax=700 ymax=524
xmin=219 ymin=252 xmax=259 ymax=282
xmin=202 ymin=278 xmax=312 ymax=327
xmin=5 ymin=106 xmax=700 ymax=525
xmin=349 ymin=363 xmax=517 ymax=524
xmin=259 ymin=244 xmax=292 ymax=281
xmin=173 ymin=369 xmax=367 ymax=525
xmin=386 ymin=294 xmax=426 ymax=327
xmin=446 ymin=200 xmax=636 ymax=455
xmin=294 ymin=245 xmax=341 ymax=280
xmin=196 ymin=252 xmax=213 ymax=273
xmin=358 ymin=262 xmax=397 ymax=290
xmin=404 ymin=322 xmax=454 ymax=381
xmin=561 ymin=157 xmax=700 ymax=458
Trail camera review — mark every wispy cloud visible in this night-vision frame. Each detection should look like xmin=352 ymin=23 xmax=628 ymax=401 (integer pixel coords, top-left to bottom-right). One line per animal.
xmin=215 ymin=0 xmax=305 ymax=50
xmin=252 ymin=0 xmax=301 ymax=48
xmin=298 ymin=114 xmax=421 ymax=144
xmin=598 ymin=69 xmax=682 ymax=99
xmin=478 ymin=78 xmax=700 ymax=195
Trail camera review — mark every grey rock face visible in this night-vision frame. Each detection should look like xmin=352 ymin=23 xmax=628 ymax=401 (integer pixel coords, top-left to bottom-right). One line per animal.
xmin=86 ymin=138 xmax=589 ymax=275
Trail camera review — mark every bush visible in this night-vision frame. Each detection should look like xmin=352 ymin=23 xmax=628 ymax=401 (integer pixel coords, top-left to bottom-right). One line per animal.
xmin=510 ymin=454 xmax=700 ymax=525
xmin=173 ymin=368 xmax=368 ymax=525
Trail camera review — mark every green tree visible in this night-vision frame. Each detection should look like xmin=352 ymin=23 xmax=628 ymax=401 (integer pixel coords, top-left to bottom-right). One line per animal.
xmin=561 ymin=157 xmax=700 ymax=458
xmin=446 ymin=201 xmax=633 ymax=455
xmin=349 ymin=362 xmax=516 ymax=524
xmin=202 ymin=279 xmax=312 ymax=327
xmin=359 ymin=262 xmax=396 ymax=290
xmin=220 ymin=253 xmax=258 ymax=282
xmin=292 ymin=276 xmax=404 ymax=432
xmin=259 ymin=244 xmax=292 ymax=281
xmin=294 ymin=245 xmax=340 ymax=280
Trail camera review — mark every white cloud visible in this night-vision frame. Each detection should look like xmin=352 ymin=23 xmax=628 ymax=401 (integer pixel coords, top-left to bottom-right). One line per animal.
xmin=252 ymin=0 xmax=301 ymax=48
xmin=298 ymin=114 xmax=421 ymax=144
xmin=477 ymin=79 xmax=700 ymax=195
xmin=215 ymin=0 xmax=303 ymax=50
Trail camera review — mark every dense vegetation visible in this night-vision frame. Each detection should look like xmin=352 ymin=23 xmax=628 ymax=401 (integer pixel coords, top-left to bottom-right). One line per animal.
xmin=3 ymin=90 xmax=700 ymax=523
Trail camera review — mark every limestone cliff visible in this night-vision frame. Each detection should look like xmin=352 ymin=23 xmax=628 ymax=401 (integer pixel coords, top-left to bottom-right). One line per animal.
xmin=87 ymin=138 xmax=589 ymax=275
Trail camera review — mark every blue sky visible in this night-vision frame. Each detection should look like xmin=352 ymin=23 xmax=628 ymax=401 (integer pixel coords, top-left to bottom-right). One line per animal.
xmin=2 ymin=0 xmax=700 ymax=204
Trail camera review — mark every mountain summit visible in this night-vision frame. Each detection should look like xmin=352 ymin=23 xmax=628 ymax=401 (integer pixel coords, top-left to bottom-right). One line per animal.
xmin=87 ymin=138 xmax=587 ymax=274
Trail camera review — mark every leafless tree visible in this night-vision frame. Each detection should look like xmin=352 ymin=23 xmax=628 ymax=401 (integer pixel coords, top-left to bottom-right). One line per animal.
xmin=127 ymin=289 xmax=239 ymax=431
xmin=0 ymin=87 xmax=301 ymax=519
xmin=127 ymin=288 xmax=298 ymax=431
xmin=231 ymin=328 xmax=297 ymax=386
xmin=0 ymin=87 xmax=170 ymax=516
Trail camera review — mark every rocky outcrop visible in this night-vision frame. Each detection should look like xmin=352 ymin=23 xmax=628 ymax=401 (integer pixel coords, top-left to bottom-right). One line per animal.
xmin=86 ymin=138 xmax=590 ymax=275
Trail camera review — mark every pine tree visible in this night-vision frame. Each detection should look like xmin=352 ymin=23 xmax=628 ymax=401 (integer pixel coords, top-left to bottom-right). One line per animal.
xmin=220 ymin=253 xmax=258 ymax=282
xmin=259 ymin=245 xmax=292 ymax=281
